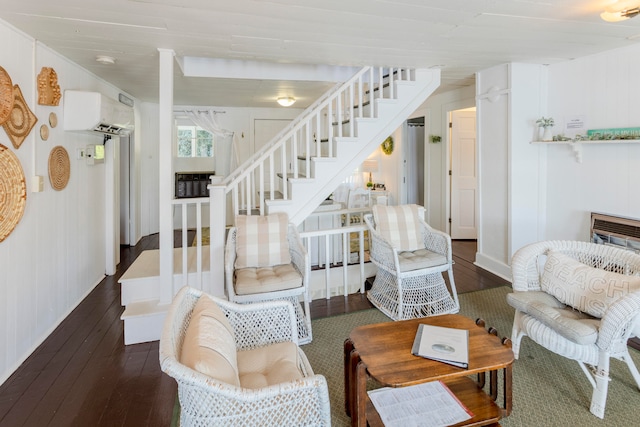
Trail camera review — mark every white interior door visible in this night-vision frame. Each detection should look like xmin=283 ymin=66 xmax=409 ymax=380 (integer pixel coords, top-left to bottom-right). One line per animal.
xmin=450 ymin=110 xmax=477 ymax=240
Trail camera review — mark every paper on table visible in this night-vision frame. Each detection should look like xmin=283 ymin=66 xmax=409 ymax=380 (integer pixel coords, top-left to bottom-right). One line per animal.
xmin=411 ymin=324 xmax=469 ymax=368
xmin=367 ymin=380 xmax=473 ymax=427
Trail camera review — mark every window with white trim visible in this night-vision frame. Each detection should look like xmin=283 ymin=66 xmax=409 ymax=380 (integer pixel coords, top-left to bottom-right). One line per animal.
xmin=177 ymin=125 xmax=214 ymax=157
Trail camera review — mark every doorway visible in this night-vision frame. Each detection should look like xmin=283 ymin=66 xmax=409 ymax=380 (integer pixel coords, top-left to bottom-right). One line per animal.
xmin=402 ymin=117 xmax=425 ymax=206
xmin=448 ymin=108 xmax=477 ymax=240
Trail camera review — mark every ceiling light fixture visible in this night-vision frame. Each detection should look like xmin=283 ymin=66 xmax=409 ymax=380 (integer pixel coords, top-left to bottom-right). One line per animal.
xmin=96 ymin=55 xmax=116 ymax=65
xmin=601 ymin=0 xmax=640 ymax=22
xmin=277 ymin=97 xmax=296 ymax=107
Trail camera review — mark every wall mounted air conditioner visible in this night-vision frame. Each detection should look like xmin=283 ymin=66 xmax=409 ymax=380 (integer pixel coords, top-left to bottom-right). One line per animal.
xmin=63 ymin=90 xmax=134 ymax=136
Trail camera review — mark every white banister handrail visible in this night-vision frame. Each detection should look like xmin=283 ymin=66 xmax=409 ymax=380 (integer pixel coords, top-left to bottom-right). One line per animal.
xmin=299 ymin=223 xmax=368 ymax=298
xmin=223 ymin=66 xmax=372 ymax=189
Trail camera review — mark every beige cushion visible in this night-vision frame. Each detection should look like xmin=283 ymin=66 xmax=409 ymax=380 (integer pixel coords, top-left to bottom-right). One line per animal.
xmin=234 ymin=264 xmax=303 ymax=295
xmin=372 ymin=204 xmax=423 ymax=251
xmin=180 ymin=295 xmax=240 ymax=386
xmin=541 ymin=251 xmax=640 ymax=318
xmin=235 ymin=213 xmax=291 ymax=269
xmin=237 ymin=341 xmax=303 ymax=389
xmin=507 ymin=291 xmax=600 ymax=345
xmin=398 ymin=248 xmax=447 ymax=272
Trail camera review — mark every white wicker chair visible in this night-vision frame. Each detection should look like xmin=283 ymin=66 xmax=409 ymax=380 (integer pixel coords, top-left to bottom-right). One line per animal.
xmin=159 ymin=286 xmax=331 ymax=427
xmin=508 ymin=240 xmax=640 ymax=418
xmin=225 ymin=219 xmax=312 ymax=344
xmin=364 ymin=208 xmax=459 ymax=320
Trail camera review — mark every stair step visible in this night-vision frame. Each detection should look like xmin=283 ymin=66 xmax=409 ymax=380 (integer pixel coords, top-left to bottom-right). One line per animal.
xmin=121 ymin=299 xmax=170 ymax=345
xmin=276 ymin=172 xmax=307 ymax=179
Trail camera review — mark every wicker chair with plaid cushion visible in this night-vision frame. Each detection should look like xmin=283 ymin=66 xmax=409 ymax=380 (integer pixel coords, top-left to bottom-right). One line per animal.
xmin=159 ymin=286 xmax=330 ymax=427
xmin=364 ymin=204 xmax=459 ymax=320
xmin=225 ymin=212 xmax=312 ymax=344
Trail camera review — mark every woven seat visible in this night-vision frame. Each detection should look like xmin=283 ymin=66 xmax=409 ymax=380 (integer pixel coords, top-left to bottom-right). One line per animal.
xmin=225 ymin=213 xmax=312 ymax=344
xmin=159 ymin=286 xmax=330 ymax=427
xmin=364 ymin=205 xmax=459 ymax=320
xmin=508 ymin=240 xmax=640 ymax=419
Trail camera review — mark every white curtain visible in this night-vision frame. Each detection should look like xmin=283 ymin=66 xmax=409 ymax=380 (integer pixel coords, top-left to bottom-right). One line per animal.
xmin=184 ymin=109 xmax=238 ymax=177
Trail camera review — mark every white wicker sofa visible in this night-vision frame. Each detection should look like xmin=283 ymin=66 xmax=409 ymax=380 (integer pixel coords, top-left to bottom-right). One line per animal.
xmin=508 ymin=240 xmax=640 ymax=418
xmin=159 ymin=286 xmax=330 ymax=427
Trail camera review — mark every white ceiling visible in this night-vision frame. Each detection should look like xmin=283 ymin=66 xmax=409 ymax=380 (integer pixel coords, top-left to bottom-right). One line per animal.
xmin=2 ymin=0 xmax=640 ymax=108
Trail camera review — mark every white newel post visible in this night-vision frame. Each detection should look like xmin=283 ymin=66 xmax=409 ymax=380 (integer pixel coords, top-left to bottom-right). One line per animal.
xmin=158 ymin=48 xmax=175 ymax=305
xmin=208 ymin=177 xmax=226 ymax=297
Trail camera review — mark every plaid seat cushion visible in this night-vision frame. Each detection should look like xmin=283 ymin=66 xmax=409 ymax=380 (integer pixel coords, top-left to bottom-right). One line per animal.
xmin=235 ymin=213 xmax=291 ymax=269
xmin=234 ymin=264 xmax=303 ymax=295
xmin=372 ymin=204 xmax=422 ymax=251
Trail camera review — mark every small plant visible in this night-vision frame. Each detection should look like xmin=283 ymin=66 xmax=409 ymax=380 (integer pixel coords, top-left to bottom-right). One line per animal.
xmin=536 ymin=117 xmax=554 ymax=128
xmin=429 ymin=134 xmax=441 ymax=143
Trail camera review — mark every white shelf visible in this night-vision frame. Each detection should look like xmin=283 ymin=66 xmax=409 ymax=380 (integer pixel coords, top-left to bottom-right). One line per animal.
xmin=530 ymin=140 xmax=640 ymax=162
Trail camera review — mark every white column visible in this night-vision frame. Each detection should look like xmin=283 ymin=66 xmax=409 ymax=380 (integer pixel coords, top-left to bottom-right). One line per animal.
xmin=208 ymin=176 xmax=226 ymax=297
xmin=158 ymin=48 xmax=175 ymax=304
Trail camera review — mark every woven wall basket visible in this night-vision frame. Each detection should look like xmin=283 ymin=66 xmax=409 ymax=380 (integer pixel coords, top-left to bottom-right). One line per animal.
xmin=37 ymin=67 xmax=61 ymax=106
xmin=0 ymin=143 xmax=27 ymax=242
xmin=0 ymin=67 xmax=13 ymax=125
xmin=48 ymin=145 xmax=70 ymax=191
xmin=3 ymin=85 xmax=38 ymax=150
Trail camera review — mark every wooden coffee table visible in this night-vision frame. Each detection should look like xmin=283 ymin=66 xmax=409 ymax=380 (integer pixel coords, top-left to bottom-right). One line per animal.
xmin=344 ymin=314 xmax=513 ymax=427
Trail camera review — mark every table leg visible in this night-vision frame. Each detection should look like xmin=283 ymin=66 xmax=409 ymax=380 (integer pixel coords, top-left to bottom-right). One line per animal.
xmin=503 ymin=364 xmax=513 ymax=416
xmin=344 ymin=338 xmax=355 ymax=416
xmin=489 ymin=369 xmax=498 ymax=400
xmin=355 ymin=359 xmax=368 ymax=427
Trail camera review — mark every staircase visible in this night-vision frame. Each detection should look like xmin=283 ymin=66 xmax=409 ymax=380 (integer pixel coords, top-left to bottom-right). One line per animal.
xmin=119 ymin=66 xmax=440 ymax=344
xmin=225 ymin=67 xmax=440 ymax=225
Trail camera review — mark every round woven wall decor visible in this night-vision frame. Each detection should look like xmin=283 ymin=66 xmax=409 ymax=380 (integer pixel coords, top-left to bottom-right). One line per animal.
xmin=3 ymin=85 xmax=38 ymax=150
xmin=0 ymin=67 xmax=13 ymax=125
xmin=0 ymin=143 xmax=27 ymax=243
xmin=48 ymin=145 xmax=70 ymax=191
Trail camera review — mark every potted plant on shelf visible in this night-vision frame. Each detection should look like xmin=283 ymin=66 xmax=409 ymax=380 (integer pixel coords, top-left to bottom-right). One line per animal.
xmin=536 ymin=117 xmax=554 ymax=141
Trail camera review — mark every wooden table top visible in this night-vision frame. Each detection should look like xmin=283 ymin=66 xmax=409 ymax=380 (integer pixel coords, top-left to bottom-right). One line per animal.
xmin=349 ymin=314 xmax=514 ymax=387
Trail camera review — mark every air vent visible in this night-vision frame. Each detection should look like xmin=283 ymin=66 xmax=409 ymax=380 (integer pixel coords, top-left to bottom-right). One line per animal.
xmin=591 ymin=212 xmax=640 ymax=253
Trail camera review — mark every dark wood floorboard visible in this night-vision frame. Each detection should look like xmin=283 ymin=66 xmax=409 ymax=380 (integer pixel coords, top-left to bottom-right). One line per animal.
xmin=0 ymin=236 xmax=506 ymax=426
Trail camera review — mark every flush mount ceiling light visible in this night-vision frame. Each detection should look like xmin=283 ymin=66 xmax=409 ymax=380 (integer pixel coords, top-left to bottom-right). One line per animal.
xmin=601 ymin=0 xmax=640 ymax=22
xmin=96 ymin=55 xmax=116 ymax=65
xmin=277 ymin=97 xmax=295 ymax=107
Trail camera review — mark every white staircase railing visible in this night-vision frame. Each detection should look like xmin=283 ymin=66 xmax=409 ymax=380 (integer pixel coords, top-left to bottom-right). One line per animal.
xmin=222 ymin=66 xmax=416 ymax=218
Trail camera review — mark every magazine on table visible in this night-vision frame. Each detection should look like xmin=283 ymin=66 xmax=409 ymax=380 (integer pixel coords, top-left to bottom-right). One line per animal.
xmin=367 ymin=380 xmax=474 ymax=427
xmin=411 ymin=324 xmax=469 ymax=368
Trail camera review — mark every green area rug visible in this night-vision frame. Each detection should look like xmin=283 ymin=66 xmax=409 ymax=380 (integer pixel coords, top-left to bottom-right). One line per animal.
xmin=172 ymin=286 xmax=640 ymax=426
xmin=303 ymin=286 xmax=640 ymax=426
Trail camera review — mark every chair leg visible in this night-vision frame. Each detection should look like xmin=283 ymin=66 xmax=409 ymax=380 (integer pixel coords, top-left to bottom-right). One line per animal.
xmin=510 ymin=311 xmax=525 ymax=359
xmin=622 ymin=351 xmax=640 ymax=389
xmin=446 ymin=267 xmax=460 ymax=310
xmin=589 ymin=355 xmax=610 ymax=419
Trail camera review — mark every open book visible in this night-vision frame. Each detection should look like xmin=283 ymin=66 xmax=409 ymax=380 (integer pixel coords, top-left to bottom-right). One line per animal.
xmin=411 ymin=324 xmax=469 ymax=368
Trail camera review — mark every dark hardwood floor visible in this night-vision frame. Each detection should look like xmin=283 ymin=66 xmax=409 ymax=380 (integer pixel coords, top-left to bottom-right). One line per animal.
xmin=0 ymin=236 xmax=508 ymax=427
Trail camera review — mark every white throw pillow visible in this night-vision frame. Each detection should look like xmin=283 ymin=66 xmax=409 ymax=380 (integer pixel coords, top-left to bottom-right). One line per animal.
xmin=541 ymin=250 xmax=640 ymax=318
xmin=235 ymin=213 xmax=291 ymax=269
xmin=372 ymin=204 xmax=422 ymax=251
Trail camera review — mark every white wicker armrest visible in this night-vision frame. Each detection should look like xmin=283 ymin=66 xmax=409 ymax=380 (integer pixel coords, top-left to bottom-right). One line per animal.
xmin=510 ymin=240 xmax=554 ymax=292
xmin=364 ymin=214 xmax=399 ymax=273
xmin=224 ymin=227 xmax=239 ymax=298
xmin=419 ymin=217 xmax=452 ymax=261
xmin=172 ymin=365 xmax=330 ymax=426
xmin=287 ymin=223 xmax=309 ymax=289
xmin=597 ymin=290 xmax=640 ymax=353
xmin=214 ymin=297 xmax=299 ymax=350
